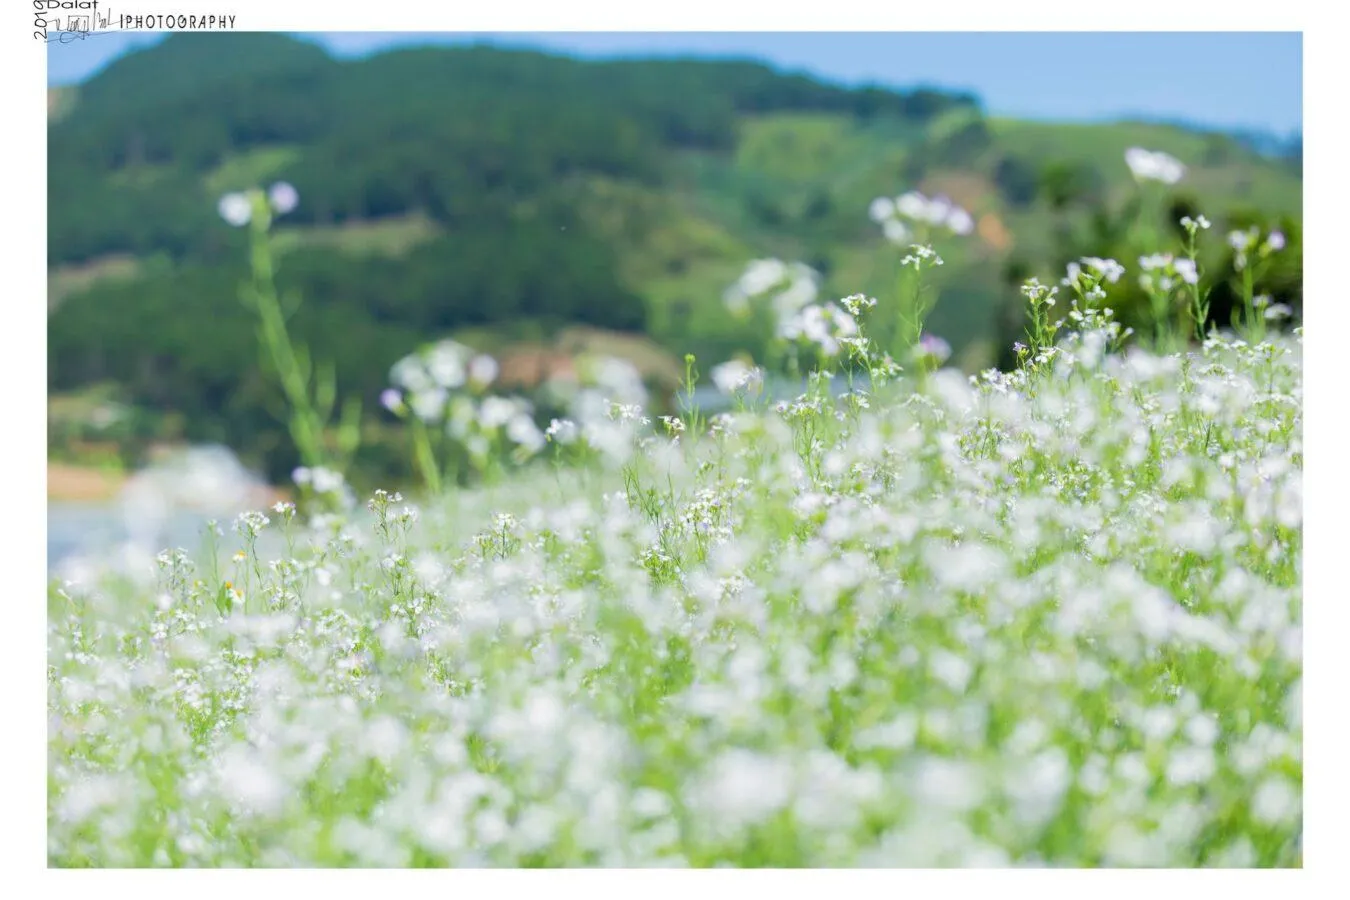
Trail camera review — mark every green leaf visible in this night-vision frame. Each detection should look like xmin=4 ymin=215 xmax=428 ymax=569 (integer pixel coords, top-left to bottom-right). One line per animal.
xmin=293 ymin=342 xmax=312 ymax=384
xmin=314 ymin=361 xmax=336 ymax=421
xmin=338 ymin=395 xmax=363 ymax=458
xmin=280 ymin=289 xmax=304 ymax=321
xmin=213 ymin=581 xmax=234 ymax=617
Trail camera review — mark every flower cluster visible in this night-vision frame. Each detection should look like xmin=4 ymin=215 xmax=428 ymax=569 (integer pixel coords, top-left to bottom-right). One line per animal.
xmin=218 ymin=182 xmax=299 ymax=228
xmin=1181 ymin=214 xmax=1212 ymax=235
xmin=1124 ymin=147 xmax=1186 ymax=185
xmin=384 ymin=340 xmax=499 ymax=418
xmin=1228 ymin=227 xmax=1286 ymax=272
xmin=778 ymin=301 xmax=860 ymax=358
xmin=722 ymin=258 xmax=820 ymax=323
xmin=542 ymin=354 xmax=649 ymax=430
xmin=383 ymin=339 xmax=545 ymax=468
xmin=870 ymin=191 xmax=974 ymax=244
xmin=1066 ymin=257 xmax=1126 ymax=286
xmin=710 ymin=359 xmax=765 ymax=396
xmin=292 ymin=465 xmax=355 ymax=511
xmin=1253 ymin=294 xmax=1295 ymax=322
xmin=1138 ymin=253 xmax=1199 ymax=292
xmin=1020 ymin=277 xmax=1059 ymax=308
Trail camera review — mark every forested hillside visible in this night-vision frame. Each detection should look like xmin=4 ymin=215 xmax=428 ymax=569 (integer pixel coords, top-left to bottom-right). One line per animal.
xmin=47 ymin=33 xmax=1303 ymax=484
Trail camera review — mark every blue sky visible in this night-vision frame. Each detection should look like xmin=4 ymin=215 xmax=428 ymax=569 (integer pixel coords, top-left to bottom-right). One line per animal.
xmin=47 ymin=31 xmax=1303 ymax=135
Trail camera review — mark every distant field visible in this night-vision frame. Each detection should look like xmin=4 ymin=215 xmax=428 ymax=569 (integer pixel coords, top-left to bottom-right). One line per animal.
xmin=271 ymin=212 xmax=443 ymax=258
xmin=48 ymin=255 xmax=142 ymax=311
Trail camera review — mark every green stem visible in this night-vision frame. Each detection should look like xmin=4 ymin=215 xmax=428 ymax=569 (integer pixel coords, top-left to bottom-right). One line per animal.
xmin=245 ymin=199 xmax=325 ymax=469
xmin=410 ymin=417 xmax=442 ymax=496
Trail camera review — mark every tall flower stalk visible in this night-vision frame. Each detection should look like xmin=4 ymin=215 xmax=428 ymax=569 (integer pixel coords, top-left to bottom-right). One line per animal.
xmin=894 ymin=243 xmax=946 ymax=382
xmin=1123 ymin=147 xmax=1185 ymax=345
xmin=1227 ymin=226 xmax=1287 ymax=344
xmin=1180 ymin=215 xmax=1213 ymax=342
xmin=870 ymin=190 xmax=969 ymax=373
xmin=221 ymin=184 xmax=362 ymax=493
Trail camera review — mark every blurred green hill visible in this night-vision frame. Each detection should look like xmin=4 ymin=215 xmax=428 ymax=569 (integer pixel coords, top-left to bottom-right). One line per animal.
xmin=47 ymin=33 xmax=1303 ymax=483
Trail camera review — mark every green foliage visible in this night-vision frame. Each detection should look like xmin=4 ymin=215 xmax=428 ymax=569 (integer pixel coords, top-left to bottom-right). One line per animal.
xmin=1038 ymin=160 xmax=1107 ymax=212
xmin=993 ymin=162 xmax=1302 ymax=370
xmin=994 ymin=155 xmax=1041 ymax=208
xmin=47 ymin=33 xmax=1301 ymax=488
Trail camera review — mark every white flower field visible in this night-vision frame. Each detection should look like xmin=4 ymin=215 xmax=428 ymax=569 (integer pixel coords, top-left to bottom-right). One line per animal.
xmin=47 ymin=299 xmax=1302 ymax=865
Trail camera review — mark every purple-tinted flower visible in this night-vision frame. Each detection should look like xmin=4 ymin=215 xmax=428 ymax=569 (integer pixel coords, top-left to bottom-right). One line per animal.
xmin=268 ymin=182 xmax=299 ymax=216
xmin=916 ymin=333 xmax=952 ymax=366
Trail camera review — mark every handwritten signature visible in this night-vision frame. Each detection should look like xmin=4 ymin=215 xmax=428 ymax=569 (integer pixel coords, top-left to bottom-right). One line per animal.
xmin=43 ymin=11 xmax=122 ymax=44
xmin=48 ymin=27 xmax=122 ymax=44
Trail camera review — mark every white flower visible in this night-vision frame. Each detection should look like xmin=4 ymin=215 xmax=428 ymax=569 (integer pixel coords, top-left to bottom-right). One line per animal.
xmin=380 ymin=388 xmax=404 ymax=414
xmin=293 ymin=466 xmax=345 ymax=495
xmin=924 ymin=194 xmax=955 ymax=226
xmin=1265 ymin=231 xmax=1286 ymax=252
xmin=1125 ymin=147 xmax=1186 ymax=184
xmin=1228 ymin=228 xmax=1258 ymax=252
xmin=725 ymin=259 xmax=820 ymax=325
xmin=468 ymin=355 xmax=499 ymax=388
xmin=736 ymin=258 xmax=788 ymax=298
xmin=891 ymin=190 xmax=972 ymax=236
xmin=947 ymin=208 xmax=975 ymax=236
xmin=480 ymin=396 xmax=524 ymax=430
xmin=900 ymin=243 xmax=944 ymax=269
xmin=1021 ymin=278 xmax=1057 ymax=307
xmin=723 ymin=286 xmax=750 ymax=316
xmin=869 ymin=196 xmax=896 ymax=222
xmin=1174 ymin=259 xmax=1199 ymax=285
xmin=692 ymin=750 xmax=794 ymax=830
xmin=217 ymin=745 xmax=287 ymax=818
xmin=409 ymin=387 xmax=448 ymax=423
xmin=1081 ymin=257 xmax=1125 ymax=283
xmin=390 ymin=355 xmax=432 ymax=394
xmin=584 ymin=356 xmax=647 ymax=405
xmin=545 ymin=418 xmax=578 ymax=444
xmin=268 ymin=182 xmax=299 ymax=216
xmin=896 ymin=191 xmax=929 ymax=220
xmin=780 ymin=303 xmax=857 ymax=357
xmin=427 ymin=341 xmax=471 ymax=389
xmin=1251 ymin=778 xmax=1299 ymax=825
xmin=913 ymin=757 xmax=987 ymax=813
xmin=218 ymin=192 xmax=252 ymax=227
xmin=839 ymin=294 xmax=877 ymax=317
xmin=506 ymin=415 xmax=545 ymax=453
xmin=883 ymin=218 xmax=911 ymax=245
xmin=711 ymin=359 xmax=763 ymax=394
xmin=772 ymin=275 xmax=820 ymax=320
